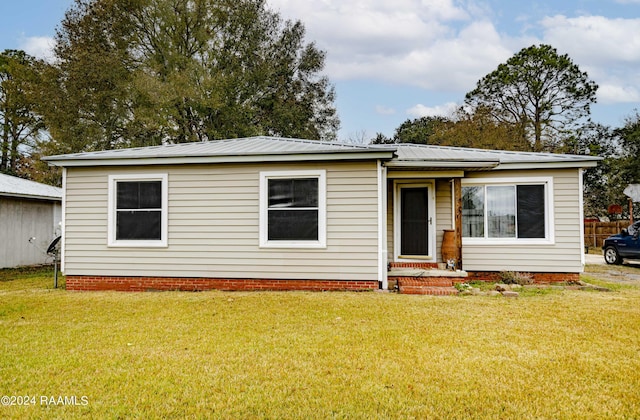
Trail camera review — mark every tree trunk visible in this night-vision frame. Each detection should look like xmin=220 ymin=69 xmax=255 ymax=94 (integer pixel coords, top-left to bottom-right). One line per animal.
xmin=9 ymin=125 xmax=19 ymax=173
xmin=1 ymin=119 xmax=8 ymax=172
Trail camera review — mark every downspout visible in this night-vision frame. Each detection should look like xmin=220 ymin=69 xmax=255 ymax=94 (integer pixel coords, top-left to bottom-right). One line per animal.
xmin=377 ymin=160 xmax=388 ymax=290
xmin=579 ymin=169 xmax=586 ymax=268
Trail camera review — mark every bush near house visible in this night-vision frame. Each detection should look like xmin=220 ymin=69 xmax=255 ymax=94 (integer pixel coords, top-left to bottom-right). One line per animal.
xmin=1 ymin=268 xmax=639 ymax=418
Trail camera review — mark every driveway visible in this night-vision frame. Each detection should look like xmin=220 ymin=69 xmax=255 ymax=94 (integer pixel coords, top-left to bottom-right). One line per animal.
xmin=585 ymin=253 xmax=605 ymax=265
xmin=585 ymin=252 xmax=640 ymax=266
xmin=583 ymin=252 xmax=640 ymax=285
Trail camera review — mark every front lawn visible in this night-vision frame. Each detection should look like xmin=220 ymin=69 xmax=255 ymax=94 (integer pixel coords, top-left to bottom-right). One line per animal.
xmin=1 ymin=268 xmax=639 ymax=418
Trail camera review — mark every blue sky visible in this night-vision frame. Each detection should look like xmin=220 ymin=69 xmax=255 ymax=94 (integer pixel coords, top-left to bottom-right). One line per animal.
xmin=1 ymin=0 xmax=639 ymax=142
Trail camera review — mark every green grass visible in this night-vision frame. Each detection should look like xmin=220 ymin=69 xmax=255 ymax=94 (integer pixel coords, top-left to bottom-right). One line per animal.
xmin=1 ymin=269 xmax=640 ymax=418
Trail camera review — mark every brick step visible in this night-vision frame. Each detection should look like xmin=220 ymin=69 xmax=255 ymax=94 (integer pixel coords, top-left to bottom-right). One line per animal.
xmin=399 ymin=285 xmax=459 ymax=295
xmin=389 ymin=262 xmax=439 ymax=269
xmin=392 ymin=277 xmax=455 ymax=287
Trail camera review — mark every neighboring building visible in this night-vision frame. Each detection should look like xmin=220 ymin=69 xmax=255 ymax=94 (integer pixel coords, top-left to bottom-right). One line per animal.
xmin=0 ymin=173 xmax=63 ymax=268
xmin=44 ymin=136 xmax=599 ymax=293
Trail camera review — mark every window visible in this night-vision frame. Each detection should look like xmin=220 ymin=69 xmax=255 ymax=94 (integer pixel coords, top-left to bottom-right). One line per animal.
xmin=462 ymin=178 xmax=553 ymax=243
xmin=108 ymin=174 xmax=168 ymax=247
xmin=260 ymin=170 xmax=326 ymax=248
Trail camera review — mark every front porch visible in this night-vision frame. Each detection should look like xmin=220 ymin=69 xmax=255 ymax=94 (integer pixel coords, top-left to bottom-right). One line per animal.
xmin=383 ymin=168 xmax=466 ymax=294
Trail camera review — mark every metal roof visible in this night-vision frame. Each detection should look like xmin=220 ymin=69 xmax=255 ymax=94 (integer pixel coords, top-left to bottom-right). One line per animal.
xmin=384 ymin=144 xmax=600 ymax=170
xmin=44 ymin=136 xmax=395 ymax=166
xmin=0 ymin=173 xmax=62 ymax=201
xmin=43 ymin=136 xmax=601 ymax=170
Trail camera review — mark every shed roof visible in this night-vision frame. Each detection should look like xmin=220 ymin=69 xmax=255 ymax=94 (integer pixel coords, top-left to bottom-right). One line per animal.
xmin=0 ymin=173 xmax=62 ymax=201
xmin=43 ymin=136 xmax=601 ymax=170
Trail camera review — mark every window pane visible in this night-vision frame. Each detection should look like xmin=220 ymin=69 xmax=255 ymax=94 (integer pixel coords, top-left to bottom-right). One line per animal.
xmin=517 ymin=185 xmax=545 ymax=238
xmin=268 ymin=179 xmax=318 ymax=208
xmin=268 ymin=210 xmax=318 ymax=241
xmin=487 ymin=186 xmax=515 ymax=238
xmin=138 ymin=181 xmax=162 ymax=208
xmin=462 ymin=186 xmax=484 ymax=238
xmin=117 ymin=182 xmax=139 ymax=209
xmin=117 ymin=181 xmax=161 ymax=209
xmin=116 ymin=210 xmax=162 ymax=240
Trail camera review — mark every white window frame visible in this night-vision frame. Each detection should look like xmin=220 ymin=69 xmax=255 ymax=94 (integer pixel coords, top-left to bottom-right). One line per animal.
xmin=259 ymin=170 xmax=327 ymax=249
xmin=107 ymin=173 xmax=168 ymax=247
xmin=461 ymin=177 xmax=555 ymax=245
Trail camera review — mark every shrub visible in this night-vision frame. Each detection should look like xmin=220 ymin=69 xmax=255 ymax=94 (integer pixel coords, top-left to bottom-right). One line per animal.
xmin=498 ymin=271 xmax=534 ymax=285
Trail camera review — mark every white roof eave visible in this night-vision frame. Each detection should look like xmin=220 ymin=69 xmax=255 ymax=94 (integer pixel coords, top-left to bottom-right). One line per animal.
xmin=384 ymin=160 xmax=499 ymax=169
xmin=494 ymin=160 xmax=600 ymax=170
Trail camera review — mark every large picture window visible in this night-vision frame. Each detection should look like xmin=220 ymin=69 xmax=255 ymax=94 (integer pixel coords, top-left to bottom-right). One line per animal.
xmin=260 ymin=170 xmax=326 ymax=248
xmin=108 ymin=174 xmax=168 ymax=247
xmin=462 ymin=178 xmax=553 ymax=243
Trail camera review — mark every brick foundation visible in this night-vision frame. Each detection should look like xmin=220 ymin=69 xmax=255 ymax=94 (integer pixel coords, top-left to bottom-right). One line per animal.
xmin=65 ymin=276 xmax=379 ymax=292
xmin=465 ymin=271 xmax=580 ymax=284
xmin=389 ymin=270 xmax=581 ymax=295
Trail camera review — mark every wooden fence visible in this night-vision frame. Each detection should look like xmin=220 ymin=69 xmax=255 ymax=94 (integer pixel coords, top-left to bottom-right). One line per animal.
xmin=584 ymin=220 xmax=631 ymax=249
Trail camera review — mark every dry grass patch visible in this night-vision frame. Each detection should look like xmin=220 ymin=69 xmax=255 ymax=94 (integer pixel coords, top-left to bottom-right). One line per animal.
xmin=1 ymin=269 xmax=640 ymax=418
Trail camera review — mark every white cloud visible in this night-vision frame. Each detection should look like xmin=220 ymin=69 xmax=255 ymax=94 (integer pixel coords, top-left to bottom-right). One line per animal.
xmin=597 ymin=83 xmax=640 ymax=104
xmin=267 ymin=0 xmax=508 ymax=91
xmin=18 ymin=36 xmax=55 ymax=62
xmin=541 ymin=15 xmax=640 ymax=64
xmin=407 ymin=102 xmax=459 ymax=118
xmin=267 ymin=1 xmax=640 ymax=106
xmin=375 ymin=105 xmax=396 ymax=115
xmin=540 ymin=15 xmax=640 ymax=105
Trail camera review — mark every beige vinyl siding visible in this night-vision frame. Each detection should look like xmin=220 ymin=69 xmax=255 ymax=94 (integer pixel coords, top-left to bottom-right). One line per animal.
xmin=63 ymin=161 xmax=380 ymax=281
xmin=462 ymin=168 xmax=583 ymax=273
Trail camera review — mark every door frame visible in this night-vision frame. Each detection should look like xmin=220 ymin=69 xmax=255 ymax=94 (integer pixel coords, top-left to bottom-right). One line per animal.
xmin=393 ymin=180 xmax=436 ymax=262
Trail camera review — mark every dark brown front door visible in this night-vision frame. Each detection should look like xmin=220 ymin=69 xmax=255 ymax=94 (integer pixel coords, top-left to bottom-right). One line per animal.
xmin=400 ymin=187 xmax=429 ymax=256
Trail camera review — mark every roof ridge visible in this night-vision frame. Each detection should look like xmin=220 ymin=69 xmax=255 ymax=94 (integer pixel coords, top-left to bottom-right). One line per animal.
xmin=260 ymin=136 xmax=386 ymax=150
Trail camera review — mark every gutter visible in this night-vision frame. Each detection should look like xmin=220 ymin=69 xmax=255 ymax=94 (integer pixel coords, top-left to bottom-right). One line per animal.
xmin=44 ymin=151 xmax=396 ymax=167
xmin=377 ymin=159 xmax=388 ymax=290
xmin=384 ymin=160 xmax=500 ymax=169
xmin=0 ymin=192 xmax=62 ymax=201
xmin=495 ymin=160 xmax=600 ymax=170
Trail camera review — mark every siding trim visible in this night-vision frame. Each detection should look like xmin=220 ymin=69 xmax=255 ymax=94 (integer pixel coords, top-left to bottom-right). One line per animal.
xmin=579 ymin=169 xmax=586 ymax=266
xmin=61 ymin=168 xmax=67 ymax=272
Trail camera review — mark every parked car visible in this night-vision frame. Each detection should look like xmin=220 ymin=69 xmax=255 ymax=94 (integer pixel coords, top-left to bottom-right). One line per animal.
xmin=603 ymin=221 xmax=640 ymax=264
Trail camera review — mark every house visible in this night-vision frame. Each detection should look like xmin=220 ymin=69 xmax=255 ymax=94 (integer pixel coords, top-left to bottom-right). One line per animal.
xmin=0 ymin=173 xmax=63 ymax=268
xmin=43 ymin=136 xmax=599 ymax=293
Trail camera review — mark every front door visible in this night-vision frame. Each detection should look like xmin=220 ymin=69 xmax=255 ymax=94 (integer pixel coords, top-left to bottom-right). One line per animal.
xmin=395 ymin=183 xmax=435 ymax=260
